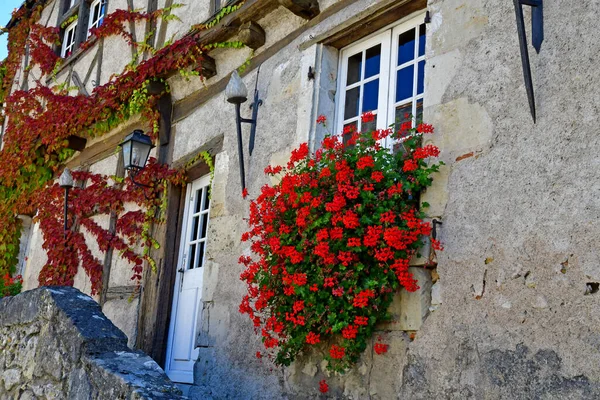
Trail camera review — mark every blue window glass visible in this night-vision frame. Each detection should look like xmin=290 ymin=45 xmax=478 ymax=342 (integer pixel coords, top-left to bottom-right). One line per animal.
xmin=417 ymin=61 xmax=425 ymax=95
xmin=362 ymin=79 xmax=379 ymax=112
xmin=418 ymin=24 xmax=426 ymax=56
xmin=396 ymin=65 xmax=414 ymax=102
xmin=397 ymin=29 xmax=415 ymax=65
xmin=365 ymin=45 xmax=381 ymax=79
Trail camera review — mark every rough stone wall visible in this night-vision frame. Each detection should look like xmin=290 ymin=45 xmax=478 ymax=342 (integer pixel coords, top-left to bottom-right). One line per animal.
xmin=185 ymin=1 xmax=600 ymax=399
xmin=0 ymin=286 xmax=183 ymax=399
xmin=406 ymin=0 xmax=600 ymax=398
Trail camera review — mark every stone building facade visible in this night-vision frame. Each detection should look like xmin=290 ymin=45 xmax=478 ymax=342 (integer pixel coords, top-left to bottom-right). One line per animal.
xmin=5 ymin=0 xmax=600 ymax=398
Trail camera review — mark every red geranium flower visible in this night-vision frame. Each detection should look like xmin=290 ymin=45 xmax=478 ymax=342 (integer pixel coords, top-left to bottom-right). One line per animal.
xmin=319 ymin=379 xmax=329 ymax=393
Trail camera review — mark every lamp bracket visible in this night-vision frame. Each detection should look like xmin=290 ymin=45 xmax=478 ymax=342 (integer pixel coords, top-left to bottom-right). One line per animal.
xmin=127 ymin=169 xmax=153 ymax=190
xmin=240 ymin=117 xmax=256 ymax=124
xmin=513 ymin=0 xmax=543 ymax=123
xmin=249 ymin=99 xmax=263 ymax=110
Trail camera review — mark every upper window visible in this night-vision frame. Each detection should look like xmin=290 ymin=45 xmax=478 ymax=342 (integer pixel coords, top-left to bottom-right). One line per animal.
xmin=210 ymin=0 xmax=221 ymax=16
xmin=88 ymin=0 xmax=106 ymax=37
xmin=335 ymin=13 xmax=426 ymax=148
xmin=61 ymin=20 xmax=78 ymax=58
xmin=67 ymin=0 xmax=78 ymax=11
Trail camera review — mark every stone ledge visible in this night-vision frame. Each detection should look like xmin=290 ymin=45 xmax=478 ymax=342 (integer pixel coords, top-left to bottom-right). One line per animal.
xmin=0 ymin=286 xmax=183 ymax=399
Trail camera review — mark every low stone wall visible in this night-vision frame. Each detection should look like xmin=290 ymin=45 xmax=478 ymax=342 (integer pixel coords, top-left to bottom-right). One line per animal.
xmin=0 ymin=286 xmax=183 ymax=399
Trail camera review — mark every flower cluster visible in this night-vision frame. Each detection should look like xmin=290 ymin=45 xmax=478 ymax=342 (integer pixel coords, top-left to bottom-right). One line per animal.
xmin=0 ymin=274 xmax=23 ymax=298
xmin=239 ymin=113 xmax=442 ymax=372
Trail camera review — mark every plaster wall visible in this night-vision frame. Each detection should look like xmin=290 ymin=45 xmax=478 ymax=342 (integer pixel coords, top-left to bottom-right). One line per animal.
xmin=403 ymin=0 xmax=600 ymax=398
xmin=179 ymin=0 xmax=600 ymax=398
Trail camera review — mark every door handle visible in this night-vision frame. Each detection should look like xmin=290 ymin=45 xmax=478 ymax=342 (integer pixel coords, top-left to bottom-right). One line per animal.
xmin=178 ymin=268 xmax=185 ymax=292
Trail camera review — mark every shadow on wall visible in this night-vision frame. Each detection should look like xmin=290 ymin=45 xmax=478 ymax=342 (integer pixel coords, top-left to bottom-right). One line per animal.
xmin=0 ymin=286 xmax=183 ymax=399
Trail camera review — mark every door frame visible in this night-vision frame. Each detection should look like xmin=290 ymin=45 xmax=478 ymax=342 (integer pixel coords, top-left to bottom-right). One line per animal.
xmin=164 ymin=174 xmax=212 ymax=383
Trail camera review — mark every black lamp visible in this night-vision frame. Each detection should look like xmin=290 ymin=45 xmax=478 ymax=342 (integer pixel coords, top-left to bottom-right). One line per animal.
xmin=120 ymin=129 xmax=155 ymax=172
xmin=119 ymin=130 xmax=155 ymax=188
xmin=225 ymin=70 xmax=262 ymax=191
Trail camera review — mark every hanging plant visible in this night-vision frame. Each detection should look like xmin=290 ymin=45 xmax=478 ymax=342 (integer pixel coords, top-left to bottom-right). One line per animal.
xmin=239 ymin=113 xmax=443 ymax=372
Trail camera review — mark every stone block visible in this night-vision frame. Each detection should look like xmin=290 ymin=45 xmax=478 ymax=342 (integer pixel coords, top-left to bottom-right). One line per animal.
xmin=379 ymin=268 xmax=432 ymax=331
xmin=419 ymin=163 xmax=450 ymax=218
xmin=369 ymin=332 xmax=408 ymax=399
xmin=2 ymin=369 xmax=20 ymax=391
xmin=430 ymin=281 xmax=442 ymax=312
xmin=410 ymin=235 xmax=433 ymax=267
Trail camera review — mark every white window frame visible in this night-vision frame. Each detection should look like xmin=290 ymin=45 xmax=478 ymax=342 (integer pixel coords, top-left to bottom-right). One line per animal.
xmin=61 ymin=20 xmax=78 ymax=58
xmin=87 ymin=0 xmax=106 ymax=37
xmin=334 ymin=12 xmax=426 ymax=148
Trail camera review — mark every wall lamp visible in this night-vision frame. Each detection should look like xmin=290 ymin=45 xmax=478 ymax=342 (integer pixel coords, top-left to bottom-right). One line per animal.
xmin=119 ymin=129 xmax=155 ymax=188
xmin=225 ymin=70 xmax=263 ymax=191
xmin=59 ymin=168 xmax=74 ymax=239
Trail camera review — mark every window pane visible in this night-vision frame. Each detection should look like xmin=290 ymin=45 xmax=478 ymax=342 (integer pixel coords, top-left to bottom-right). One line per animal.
xmin=197 ymin=242 xmax=205 ymax=268
xmin=202 ymin=186 xmax=210 ymax=211
xmin=343 ymin=121 xmax=357 ymax=145
xmin=417 ymin=61 xmax=425 ymax=95
xmin=189 ymin=244 xmax=196 ymax=270
xmin=397 ymin=29 xmax=415 ymax=65
xmin=346 ymin=53 xmax=362 ymax=85
xmin=194 ymin=189 xmax=202 ymax=213
xmin=344 ymin=87 xmax=360 ymax=120
xmin=394 ymin=103 xmax=412 ymax=133
xmin=191 ymin=216 xmax=199 ymax=241
xmin=93 ymin=4 xmax=100 ymax=21
xmin=362 ymin=114 xmax=377 ymax=133
xmin=200 ymin=213 xmax=209 ymax=239
xmin=365 ymin=45 xmax=381 ymax=79
xmin=416 ymin=99 xmax=424 ymax=123
xmin=362 ymin=79 xmax=379 ymax=113
xmin=396 ymin=65 xmax=414 ymax=102
xmin=418 ymin=24 xmax=426 ymax=56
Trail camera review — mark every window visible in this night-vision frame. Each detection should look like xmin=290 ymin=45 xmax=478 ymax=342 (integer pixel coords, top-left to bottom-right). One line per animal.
xmin=210 ymin=0 xmax=239 ymax=17
xmin=335 ymin=13 xmax=426 ymax=148
xmin=88 ymin=0 xmax=106 ymax=37
xmin=61 ymin=20 xmax=78 ymax=58
xmin=210 ymin=0 xmax=221 ymax=16
xmin=67 ymin=0 xmax=78 ymax=11
xmin=58 ymin=0 xmax=107 ymax=58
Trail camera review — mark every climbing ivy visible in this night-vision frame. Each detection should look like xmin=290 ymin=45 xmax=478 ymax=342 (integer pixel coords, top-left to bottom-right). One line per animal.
xmin=0 ymin=3 xmax=245 ymax=295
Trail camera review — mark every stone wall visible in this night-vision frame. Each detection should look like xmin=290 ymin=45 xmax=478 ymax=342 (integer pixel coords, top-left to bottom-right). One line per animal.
xmin=401 ymin=0 xmax=600 ymax=398
xmin=0 ymin=287 xmax=183 ymax=399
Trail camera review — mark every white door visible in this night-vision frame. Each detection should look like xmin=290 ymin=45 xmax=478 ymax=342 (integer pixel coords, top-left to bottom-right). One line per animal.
xmin=165 ymin=175 xmax=212 ymax=383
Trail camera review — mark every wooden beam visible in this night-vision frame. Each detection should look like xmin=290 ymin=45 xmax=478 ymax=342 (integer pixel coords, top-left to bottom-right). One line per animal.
xmin=172 ymin=0 xmax=363 ymax=123
xmin=66 ymin=135 xmax=88 ymax=152
xmin=163 ymin=55 xmax=217 ymax=81
xmin=299 ymin=0 xmax=426 ymax=50
xmin=238 ymin=21 xmax=266 ymax=50
xmin=186 ymin=0 xmax=279 ymax=46
xmin=277 ymin=0 xmax=320 ymax=20
xmin=105 ymin=285 xmax=140 ymax=301
xmin=71 ymin=71 xmax=89 ymax=96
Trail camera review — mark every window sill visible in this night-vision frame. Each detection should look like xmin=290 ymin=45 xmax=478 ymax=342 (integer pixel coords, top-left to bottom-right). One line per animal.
xmin=58 ymin=4 xmax=80 ymax=28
